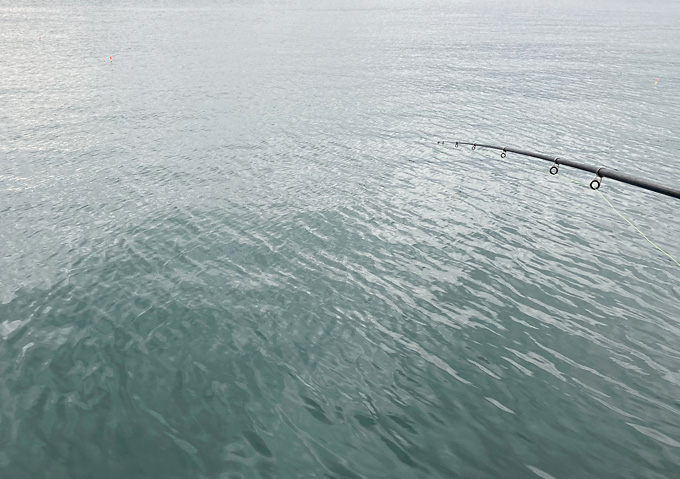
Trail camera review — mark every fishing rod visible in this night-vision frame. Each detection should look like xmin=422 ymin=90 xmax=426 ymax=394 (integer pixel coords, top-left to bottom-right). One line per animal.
xmin=438 ymin=141 xmax=680 ymax=200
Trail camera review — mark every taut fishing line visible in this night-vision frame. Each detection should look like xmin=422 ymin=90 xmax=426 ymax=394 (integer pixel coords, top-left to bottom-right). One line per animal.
xmin=440 ymin=141 xmax=680 ymax=269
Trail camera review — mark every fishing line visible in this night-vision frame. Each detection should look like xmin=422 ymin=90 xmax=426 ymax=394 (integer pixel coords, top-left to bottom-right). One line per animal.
xmin=551 ymin=167 xmax=680 ymax=269
xmin=442 ymin=141 xmax=680 ymax=269
xmin=596 ymin=191 xmax=680 ymax=268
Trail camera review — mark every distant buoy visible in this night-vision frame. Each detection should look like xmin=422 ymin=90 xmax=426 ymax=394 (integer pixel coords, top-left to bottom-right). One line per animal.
xmin=655 ymin=78 xmax=658 ymax=87
xmin=109 ymin=56 xmax=113 ymax=63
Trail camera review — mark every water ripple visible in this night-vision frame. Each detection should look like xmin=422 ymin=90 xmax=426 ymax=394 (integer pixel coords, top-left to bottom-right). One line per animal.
xmin=2 ymin=1 xmax=680 ymax=478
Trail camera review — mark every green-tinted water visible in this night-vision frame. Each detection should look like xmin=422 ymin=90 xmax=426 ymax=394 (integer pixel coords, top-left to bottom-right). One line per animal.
xmin=2 ymin=1 xmax=680 ymax=477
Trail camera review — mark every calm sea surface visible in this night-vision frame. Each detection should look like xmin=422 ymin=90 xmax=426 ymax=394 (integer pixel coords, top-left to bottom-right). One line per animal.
xmin=2 ymin=0 xmax=680 ymax=477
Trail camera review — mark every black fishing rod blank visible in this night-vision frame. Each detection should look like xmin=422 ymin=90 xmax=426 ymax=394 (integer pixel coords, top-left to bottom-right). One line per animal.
xmin=439 ymin=141 xmax=680 ymax=200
